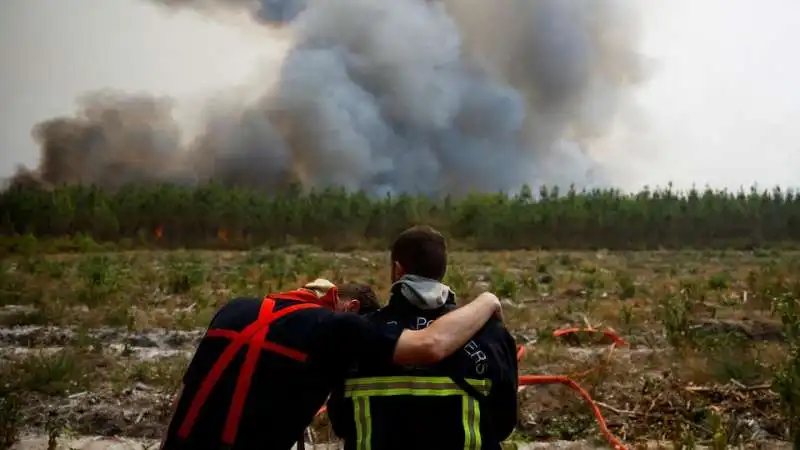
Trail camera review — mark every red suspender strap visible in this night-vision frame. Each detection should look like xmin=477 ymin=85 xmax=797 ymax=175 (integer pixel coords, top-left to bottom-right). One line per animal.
xmin=220 ymin=300 xmax=319 ymax=444
xmin=203 ymin=329 xmax=310 ymax=362
xmin=177 ymin=297 xmax=321 ymax=445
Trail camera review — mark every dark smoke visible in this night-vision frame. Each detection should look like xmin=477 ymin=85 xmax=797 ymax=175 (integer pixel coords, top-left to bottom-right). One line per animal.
xmin=29 ymin=92 xmax=189 ymax=188
xmin=14 ymin=0 xmax=647 ymax=196
xmin=151 ymin=0 xmax=306 ymax=23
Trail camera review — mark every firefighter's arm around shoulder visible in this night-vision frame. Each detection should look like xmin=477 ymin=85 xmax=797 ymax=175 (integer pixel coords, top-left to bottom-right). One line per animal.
xmin=392 ymin=292 xmax=502 ymax=365
xmin=486 ymin=320 xmax=519 ymax=441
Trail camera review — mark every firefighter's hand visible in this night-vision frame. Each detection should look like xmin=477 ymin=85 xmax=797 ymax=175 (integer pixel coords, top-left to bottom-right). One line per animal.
xmin=494 ymin=299 xmax=504 ymax=323
xmin=475 ymin=292 xmax=503 ymax=322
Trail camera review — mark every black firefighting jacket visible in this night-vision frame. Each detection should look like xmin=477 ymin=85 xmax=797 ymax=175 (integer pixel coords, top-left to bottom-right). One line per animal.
xmin=161 ymin=290 xmax=402 ymax=450
xmin=327 ymin=281 xmax=519 ymax=450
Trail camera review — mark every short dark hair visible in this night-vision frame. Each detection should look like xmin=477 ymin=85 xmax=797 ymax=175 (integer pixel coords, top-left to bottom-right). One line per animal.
xmin=390 ymin=225 xmax=447 ymax=281
xmin=338 ymin=283 xmax=382 ymax=314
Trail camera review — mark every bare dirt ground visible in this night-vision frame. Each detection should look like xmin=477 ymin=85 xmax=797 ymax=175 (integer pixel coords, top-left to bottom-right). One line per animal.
xmin=1 ymin=248 xmax=798 ymax=449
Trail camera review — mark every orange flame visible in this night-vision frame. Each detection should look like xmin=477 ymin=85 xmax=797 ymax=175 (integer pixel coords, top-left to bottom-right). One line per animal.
xmin=155 ymin=225 xmax=163 ymax=240
xmin=218 ymin=228 xmax=228 ymax=242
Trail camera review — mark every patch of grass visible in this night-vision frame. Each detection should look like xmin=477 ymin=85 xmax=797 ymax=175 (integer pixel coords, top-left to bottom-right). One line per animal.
xmin=0 ymin=308 xmax=51 ymax=327
xmin=660 ymin=292 xmax=693 ymax=347
xmin=4 ymin=350 xmax=93 ymax=396
xmin=106 ymin=357 xmax=189 ymax=392
xmin=771 ymin=291 xmax=800 ymax=445
xmin=707 ymin=273 xmax=731 ymax=291
xmin=0 ymin=393 xmax=21 ymax=450
xmin=773 ymin=347 xmax=800 ymax=443
xmin=616 ymin=273 xmax=636 ymax=300
xmin=490 ymin=267 xmax=519 ymax=300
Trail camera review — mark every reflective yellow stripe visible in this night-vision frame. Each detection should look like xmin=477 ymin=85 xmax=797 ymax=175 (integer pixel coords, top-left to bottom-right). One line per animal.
xmin=353 ymin=396 xmax=372 ymax=450
xmin=345 ymin=376 xmax=487 ymax=450
xmin=462 ymin=396 xmax=481 ymax=450
xmin=473 ymin=396 xmax=482 ymax=449
xmin=346 ymin=376 xmax=491 ymax=385
xmin=344 ymin=376 xmax=491 ymax=397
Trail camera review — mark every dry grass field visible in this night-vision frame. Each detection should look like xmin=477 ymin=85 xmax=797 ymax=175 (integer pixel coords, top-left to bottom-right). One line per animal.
xmin=2 ymin=247 xmax=799 ymax=449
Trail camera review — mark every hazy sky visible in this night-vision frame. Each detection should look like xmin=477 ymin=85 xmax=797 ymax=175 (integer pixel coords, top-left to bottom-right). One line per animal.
xmin=1 ymin=0 xmax=799 ymax=191
xmin=0 ymin=0 xmax=280 ymax=174
xmin=634 ymin=0 xmax=800 ymax=190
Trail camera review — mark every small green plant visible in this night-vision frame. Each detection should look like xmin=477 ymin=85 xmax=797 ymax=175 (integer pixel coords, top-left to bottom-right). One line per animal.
xmin=295 ymin=253 xmax=327 ymax=279
xmin=615 ymin=273 xmax=636 ymax=300
xmin=520 ymin=274 xmax=537 ymax=293
xmin=583 ymin=275 xmax=598 ymax=292
xmin=444 ymin=267 xmax=469 ymax=298
xmin=73 ymin=233 xmax=103 ymax=252
xmin=165 ymin=258 xmax=207 ymax=294
xmin=0 ymin=393 xmax=20 ymax=450
xmin=77 ymin=255 xmax=115 ymax=287
xmin=707 ymin=411 xmax=728 ymax=450
xmin=773 ymin=347 xmax=800 ymax=445
xmin=620 ymin=303 xmax=634 ymax=327
xmin=772 ymin=291 xmax=800 ymax=343
xmin=105 ymin=305 xmax=136 ymax=329
xmin=707 ymin=273 xmax=730 ymax=291
xmin=772 ymin=291 xmax=800 ymax=444
xmin=489 ymin=268 xmax=518 ymax=300
xmin=252 ymin=251 xmax=297 ymax=290
xmin=44 ymin=410 xmax=63 ymax=450
xmin=661 ymin=292 xmax=692 ymax=347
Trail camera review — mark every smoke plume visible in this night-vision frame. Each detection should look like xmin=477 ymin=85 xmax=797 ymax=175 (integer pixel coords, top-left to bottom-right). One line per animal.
xmin=14 ymin=0 xmax=647 ymax=196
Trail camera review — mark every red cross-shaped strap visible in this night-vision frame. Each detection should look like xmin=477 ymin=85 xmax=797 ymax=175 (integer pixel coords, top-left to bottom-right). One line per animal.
xmin=177 ymin=297 xmax=321 ymax=445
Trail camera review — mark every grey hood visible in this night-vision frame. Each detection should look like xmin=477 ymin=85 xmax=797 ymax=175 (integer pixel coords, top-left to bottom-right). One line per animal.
xmin=392 ymin=274 xmax=454 ymax=310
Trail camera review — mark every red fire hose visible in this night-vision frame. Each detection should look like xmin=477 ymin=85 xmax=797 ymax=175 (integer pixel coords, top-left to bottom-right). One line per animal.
xmin=314 ymin=327 xmax=628 ymax=449
xmin=515 ymin=327 xmax=627 ymax=450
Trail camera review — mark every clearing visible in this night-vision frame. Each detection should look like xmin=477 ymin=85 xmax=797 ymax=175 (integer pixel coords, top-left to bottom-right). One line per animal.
xmin=1 ymin=248 xmax=798 ymax=449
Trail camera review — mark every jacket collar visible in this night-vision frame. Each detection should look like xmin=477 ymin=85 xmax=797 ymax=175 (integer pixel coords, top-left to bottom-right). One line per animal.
xmin=384 ymin=281 xmax=456 ymax=316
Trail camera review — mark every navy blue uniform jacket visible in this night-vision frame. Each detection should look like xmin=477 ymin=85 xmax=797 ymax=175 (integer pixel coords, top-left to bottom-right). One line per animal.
xmin=161 ymin=295 xmax=401 ymax=450
xmin=327 ymin=285 xmax=518 ymax=450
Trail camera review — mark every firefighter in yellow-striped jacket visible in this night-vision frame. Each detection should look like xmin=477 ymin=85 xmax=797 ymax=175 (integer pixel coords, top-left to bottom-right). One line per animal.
xmin=327 ymin=226 xmax=519 ymax=450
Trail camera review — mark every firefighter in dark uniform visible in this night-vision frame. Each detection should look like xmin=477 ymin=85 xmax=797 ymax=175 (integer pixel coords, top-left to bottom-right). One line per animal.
xmin=328 ymin=226 xmax=519 ymax=450
xmin=160 ymin=278 xmax=503 ymax=450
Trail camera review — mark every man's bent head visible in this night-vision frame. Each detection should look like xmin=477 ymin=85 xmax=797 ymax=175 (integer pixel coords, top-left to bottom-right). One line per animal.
xmin=337 ymin=283 xmax=382 ymax=314
xmin=390 ymin=225 xmax=447 ymax=282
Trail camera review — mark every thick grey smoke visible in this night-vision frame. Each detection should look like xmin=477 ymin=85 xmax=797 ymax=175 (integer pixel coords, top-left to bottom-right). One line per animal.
xmin=16 ymin=0 xmax=647 ymax=196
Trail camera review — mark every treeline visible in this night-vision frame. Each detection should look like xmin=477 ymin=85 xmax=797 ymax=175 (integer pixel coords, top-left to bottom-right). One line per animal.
xmin=1 ymin=183 xmax=800 ymax=250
